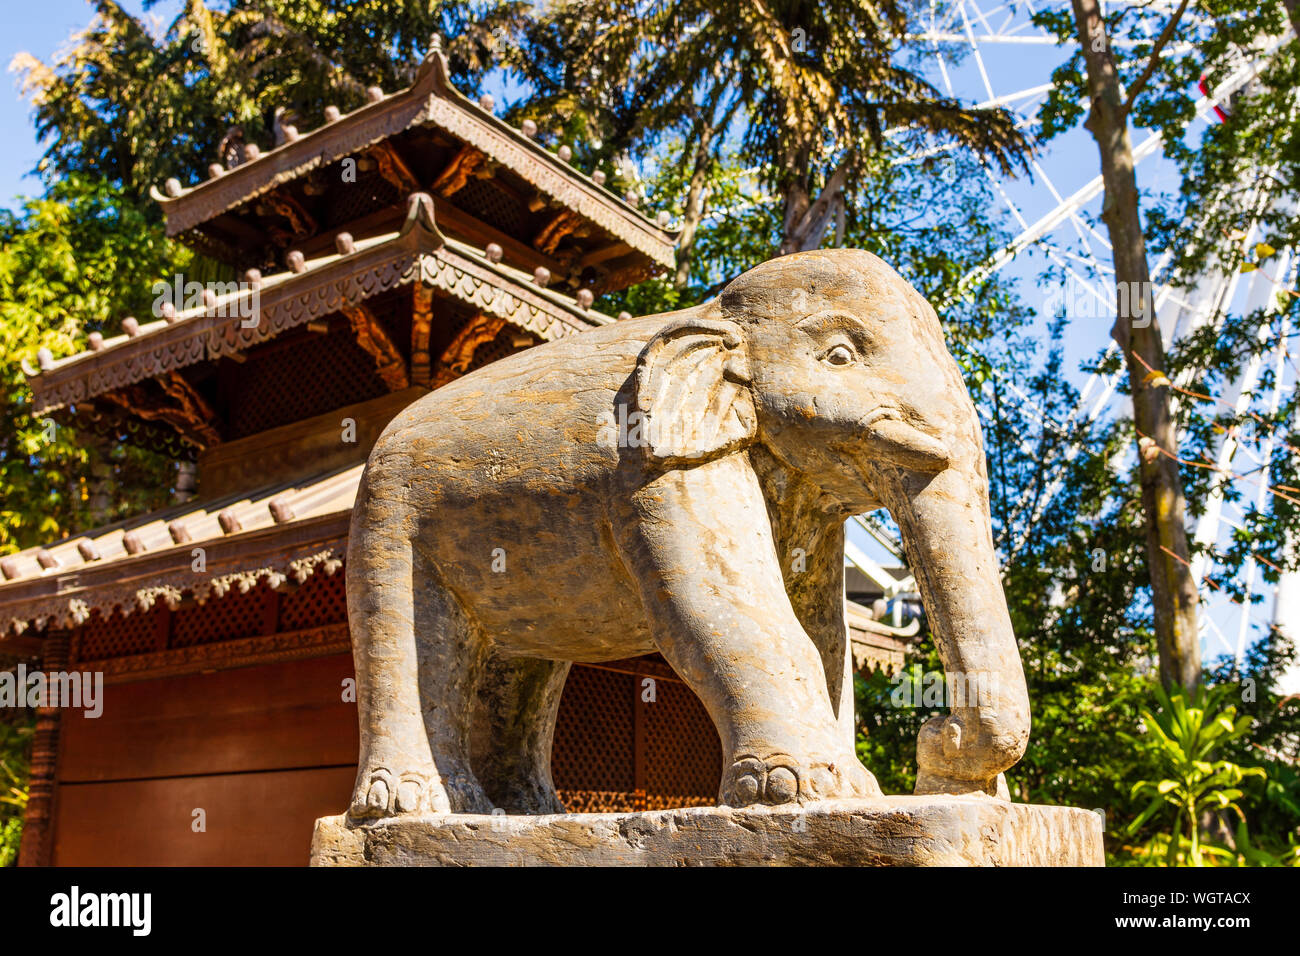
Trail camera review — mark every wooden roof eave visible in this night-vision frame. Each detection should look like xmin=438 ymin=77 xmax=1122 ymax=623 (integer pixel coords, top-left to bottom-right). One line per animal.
xmin=26 ymin=194 xmax=611 ymax=416
xmin=152 ymin=45 xmax=676 ymax=270
xmin=0 ymin=510 xmax=350 ymax=640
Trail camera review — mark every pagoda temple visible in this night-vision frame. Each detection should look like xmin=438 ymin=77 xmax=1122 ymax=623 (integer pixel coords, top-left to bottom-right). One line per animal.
xmin=0 ymin=40 xmax=915 ymax=865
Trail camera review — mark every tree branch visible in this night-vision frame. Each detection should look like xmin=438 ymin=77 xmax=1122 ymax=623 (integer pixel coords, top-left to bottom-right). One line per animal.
xmin=1120 ymin=0 xmax=1192 ymax=117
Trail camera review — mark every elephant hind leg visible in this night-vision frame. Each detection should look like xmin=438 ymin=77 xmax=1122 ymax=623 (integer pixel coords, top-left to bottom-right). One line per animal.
xmin=347 ymin=485 xmax=447 ymax=819
xmin=471 ymin=655 xmax=571 ymax=814
xmin=412 ymin=548 xmax=495 ymax=813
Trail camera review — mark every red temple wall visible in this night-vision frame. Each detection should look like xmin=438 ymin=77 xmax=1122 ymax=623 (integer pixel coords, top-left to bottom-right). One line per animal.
xmin=46 ymin=571 xmax=722 ymax=864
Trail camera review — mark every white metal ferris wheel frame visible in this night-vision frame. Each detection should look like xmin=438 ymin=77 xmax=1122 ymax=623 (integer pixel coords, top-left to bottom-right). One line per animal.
xmin=843 ymin=0 xmax=1299 ymax=668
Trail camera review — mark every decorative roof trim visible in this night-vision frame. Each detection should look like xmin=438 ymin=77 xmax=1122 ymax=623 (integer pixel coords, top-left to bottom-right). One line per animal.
xmin=27 ymin=196 xmax=610 ymax=416
xmin=0 ymin=512 xmax=349 ymax=638
xmin=152 ymin=46 xmax=675 ymax=268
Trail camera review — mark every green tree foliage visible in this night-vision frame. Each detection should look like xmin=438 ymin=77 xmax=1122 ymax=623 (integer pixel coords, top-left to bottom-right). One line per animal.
xmin=509 ymin=0 xmax=1031 ymax=271
xmin=12 ymin=0 xmax=528 ymax=200
xmin=0 ymin=176 xmax=184 ymax=552
xmin=1119 ymin=683 xmax=1295 ymax=866
xmin=0 ymin=708 xmax=32 ymax=867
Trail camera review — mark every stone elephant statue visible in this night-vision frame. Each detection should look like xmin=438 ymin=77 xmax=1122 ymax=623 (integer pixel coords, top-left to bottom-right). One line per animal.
xmin=346 ymin=247 xmax=1030 ymax=819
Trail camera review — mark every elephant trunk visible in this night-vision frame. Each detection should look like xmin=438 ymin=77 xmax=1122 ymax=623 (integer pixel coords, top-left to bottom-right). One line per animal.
xmin=886 ymin=445 xmax=1030 ymax=797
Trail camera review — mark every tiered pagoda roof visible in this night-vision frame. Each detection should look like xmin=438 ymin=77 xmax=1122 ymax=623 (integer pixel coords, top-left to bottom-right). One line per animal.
xmin=151 ymin=39 xmax=675 ymax=293
xmin=0 ymin=39 xmax=676 ymax=649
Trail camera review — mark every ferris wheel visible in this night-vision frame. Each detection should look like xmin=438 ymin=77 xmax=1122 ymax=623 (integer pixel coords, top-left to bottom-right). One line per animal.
xmin=843 ymin=0 xmax=1299 ymax=672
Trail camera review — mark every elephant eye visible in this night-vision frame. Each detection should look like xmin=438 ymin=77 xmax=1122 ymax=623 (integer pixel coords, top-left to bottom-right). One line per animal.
xmin=823 ymin=344 xmax=856 ymax=367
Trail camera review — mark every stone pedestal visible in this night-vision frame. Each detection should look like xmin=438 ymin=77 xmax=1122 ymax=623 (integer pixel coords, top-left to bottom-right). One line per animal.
xmin=311 ymin=796 xmax=1104 ymax=866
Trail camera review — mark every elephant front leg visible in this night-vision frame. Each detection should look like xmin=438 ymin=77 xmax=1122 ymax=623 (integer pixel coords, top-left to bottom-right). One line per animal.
xmin=615 ymin=455 xmax=880 ymax=806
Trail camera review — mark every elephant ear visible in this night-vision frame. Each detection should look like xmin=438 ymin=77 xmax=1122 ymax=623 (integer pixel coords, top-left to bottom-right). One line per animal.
xmin=635 ymin=318 xmax=757 ymax=463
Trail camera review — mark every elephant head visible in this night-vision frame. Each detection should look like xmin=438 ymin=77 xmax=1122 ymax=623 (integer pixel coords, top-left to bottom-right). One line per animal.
xmin=634 ymin=248 xmax=1030 ymax=797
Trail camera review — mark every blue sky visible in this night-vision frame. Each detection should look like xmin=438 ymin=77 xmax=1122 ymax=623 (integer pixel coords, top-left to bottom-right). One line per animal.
xmin=1 ymin=0 xmax=183 ymax=207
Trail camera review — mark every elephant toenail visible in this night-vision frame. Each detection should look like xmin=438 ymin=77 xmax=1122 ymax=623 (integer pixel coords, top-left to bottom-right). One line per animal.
xmin=395 ymin=780 xmax=421 ymax=813
xmin=734 ymin=773 xmax=761 ymax=804
xmin=767 ymin=767 xmax=798 ymax=803
xmin=367 ymin=779 xmax=389 ymax=812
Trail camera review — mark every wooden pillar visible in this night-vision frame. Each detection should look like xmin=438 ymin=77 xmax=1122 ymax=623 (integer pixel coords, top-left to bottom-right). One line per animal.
xmin=18 ymin=628 xmax=71 ymax=867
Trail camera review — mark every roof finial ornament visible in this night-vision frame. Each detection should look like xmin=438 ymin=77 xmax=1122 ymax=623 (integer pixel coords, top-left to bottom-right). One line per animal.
xmin=218 ymin=125 xmax=247 ymax=169
xmin=273 ymin=107 xmax=300 ymax=147
xmin=398 ymin=192 xmax=447 ymax=248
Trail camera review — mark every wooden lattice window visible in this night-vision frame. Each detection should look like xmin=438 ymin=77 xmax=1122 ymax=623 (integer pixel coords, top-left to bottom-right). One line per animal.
xmin=279 ymin=571 xmax=348 ymax=631
xmin=171 ymin=581 xmax=275 ymax=648
xmin=451 ymin=178 xmax=526 ymax=236
xmin=76 ymin=606 xmax=166 ymax=662
xmin=223 ymin=327 xmax=389 ymax=439
xmin=552 ymin=659 xmax=722 ymax=813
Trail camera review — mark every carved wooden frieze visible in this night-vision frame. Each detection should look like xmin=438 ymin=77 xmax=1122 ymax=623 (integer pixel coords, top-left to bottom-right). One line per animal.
xmin=95 ymin=623 xmax=350 ymax=684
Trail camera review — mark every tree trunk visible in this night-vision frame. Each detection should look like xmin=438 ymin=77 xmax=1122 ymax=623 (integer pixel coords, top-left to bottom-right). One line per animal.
xmin=1282 ymin=0 xmax=1300 ymax=39
xmin=781 ymin=157 xmax=851 ymax=255
xmin=674 ymin=81 xmax=734 ymax=291
xmin=1071 ymin=0 xmax=1201 ymax=690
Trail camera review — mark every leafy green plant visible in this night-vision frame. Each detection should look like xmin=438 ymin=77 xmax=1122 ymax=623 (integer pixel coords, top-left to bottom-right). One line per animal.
xmin=1122 ymin=684 xmax=1267 ymax=866
xmin=0 ymin=716 xmax=32 ymax=868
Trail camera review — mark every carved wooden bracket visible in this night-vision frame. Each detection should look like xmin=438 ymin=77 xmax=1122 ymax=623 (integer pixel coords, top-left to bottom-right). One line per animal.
xmin=102 ymin=373 xmax=222 ymax=449
xmin=533 ymin=208 xmax=586 ymax=256
xmin=257 ymin=191 xmax=317 ymax=242
xmin=431 ymin=143 xmax=490 ymax=198
xmin=369 ymin=142 xmax=421 ymax=194
xmin=342 ymin=303 xmax=409 ymax=391
xmin=432 ymin=313 xmax=508 ymax=388
xmin=592 ymin=260 xmax=660 ymax=296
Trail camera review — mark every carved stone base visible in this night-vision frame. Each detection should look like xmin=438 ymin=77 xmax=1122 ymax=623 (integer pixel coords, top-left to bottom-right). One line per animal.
xmin=310 ymin=797 xmax=1104 ymax=866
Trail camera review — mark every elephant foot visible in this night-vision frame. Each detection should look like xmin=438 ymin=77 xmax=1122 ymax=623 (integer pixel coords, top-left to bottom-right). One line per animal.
xmin=914 ymin=769 xmax=1010 ymax=800
xmin=349 ymin=764 xmax=449 ymax=820
xmin=914 ymin=712 xmax=1024 ymax=799
xmin=721 ymin=752 xmax=881 ymax=806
